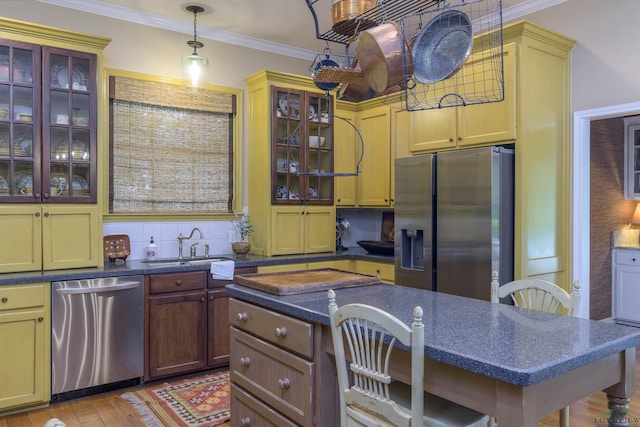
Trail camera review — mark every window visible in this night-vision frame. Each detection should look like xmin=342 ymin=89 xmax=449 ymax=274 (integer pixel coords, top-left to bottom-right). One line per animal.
xmin=109 ymin=74 xmax=236 ymax=214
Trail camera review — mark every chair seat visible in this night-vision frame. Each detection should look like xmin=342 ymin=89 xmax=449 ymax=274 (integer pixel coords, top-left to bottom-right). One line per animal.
xmin=347 ymin=381 xmax=489 ymax=427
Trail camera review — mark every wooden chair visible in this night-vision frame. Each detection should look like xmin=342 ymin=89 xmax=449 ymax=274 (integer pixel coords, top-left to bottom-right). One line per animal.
xmin=328 ymin=289 xmax=489 ymax=427
xmin=490 ymin=272 xmax=581 ymax=427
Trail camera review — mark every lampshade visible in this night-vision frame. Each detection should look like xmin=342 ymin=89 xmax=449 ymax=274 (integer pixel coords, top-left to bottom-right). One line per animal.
xmin=182 ymin=53 xmax=208 ymax=88
xmin=182 ymin=5 xmax=208 ymax=88
xmin=631 ymin=203 xmax=640 ymax=227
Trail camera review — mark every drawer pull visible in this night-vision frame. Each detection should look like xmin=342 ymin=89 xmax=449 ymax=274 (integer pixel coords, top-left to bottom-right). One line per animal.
xmin=275 ymin=327 xmax=287 ymax=338
xmin=1 ymin=297 xmax=7 ymax=303
xmin=238 ymin=312 xmax=248 ymax=322
xmin=240 ymin=417 xmax=251 ymax=427
xmin=38 ymin=316 xmax=44 ymax=322
xmin=633 ymin=258 xmax=637 ymax=262
xmin=278 ymin=378 xmax=290 ymax=390
xmin=240 ymin=357 xmax=251 ymax=367
xmin=176 ymin=280 xmax=182 ymax=286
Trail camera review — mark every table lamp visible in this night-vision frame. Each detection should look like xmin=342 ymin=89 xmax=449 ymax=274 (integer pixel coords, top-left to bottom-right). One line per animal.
xmin=631 ymin=203 xmax=640 ymax=228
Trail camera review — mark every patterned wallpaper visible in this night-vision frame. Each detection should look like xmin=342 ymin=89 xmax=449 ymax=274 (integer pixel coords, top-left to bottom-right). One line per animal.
xmin=590 ymin=116 xmax=638 ymax=319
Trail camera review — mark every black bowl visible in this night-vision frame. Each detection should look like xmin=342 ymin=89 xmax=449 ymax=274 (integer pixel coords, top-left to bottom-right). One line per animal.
xmin=357 ymin=240 xmax=394 ymax=256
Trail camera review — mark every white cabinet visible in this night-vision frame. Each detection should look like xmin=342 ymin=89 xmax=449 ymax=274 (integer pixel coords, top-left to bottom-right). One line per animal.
xmin=624 ymin=116 xmax=640 ymax=200
xmin=612 ymin=248 xmax=640 ymax=326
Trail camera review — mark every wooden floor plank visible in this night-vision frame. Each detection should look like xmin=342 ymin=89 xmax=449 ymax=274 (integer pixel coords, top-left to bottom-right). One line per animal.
xmin=0 ymin=350 xmax=638 ymax=426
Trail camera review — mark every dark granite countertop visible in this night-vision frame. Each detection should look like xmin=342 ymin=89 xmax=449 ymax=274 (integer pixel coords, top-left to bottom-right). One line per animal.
xmin=225 ymin=282 xmax=640 ymax=387
xmin=0 ymin=247 xmax=393 ymax=286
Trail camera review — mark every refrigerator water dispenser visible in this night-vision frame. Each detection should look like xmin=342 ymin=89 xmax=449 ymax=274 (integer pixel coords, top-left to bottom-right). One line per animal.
xmin=400 ymin=229 xmax=424 ymax=270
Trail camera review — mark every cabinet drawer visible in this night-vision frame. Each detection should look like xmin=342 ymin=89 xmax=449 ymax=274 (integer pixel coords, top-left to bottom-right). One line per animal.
xmin=0 ymin=283 xmax=45 ymax=311
xmin=229 ymin=298 xmax=313 ymax=358
xmin=231 ymin=328 xmax=313 ymax=427
xmin=149 ymin=271 xmax=206 ymax=294
xmin=353 ymin=260 xmax=395 ymax=283
xmin=615 ymin=250 xmax=640 ymax=266
xmin=231 ymin=384 xmax=298 ymax=427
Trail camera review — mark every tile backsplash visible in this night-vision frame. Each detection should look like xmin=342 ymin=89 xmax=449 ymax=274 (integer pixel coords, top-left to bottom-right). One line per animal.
xmin=103 ymin=220 xmax=239 ymax=260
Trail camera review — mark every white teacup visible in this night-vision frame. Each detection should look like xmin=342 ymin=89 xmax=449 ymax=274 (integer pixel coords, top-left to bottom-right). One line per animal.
xmin=19 ymin=186 xmax=32 ymax=195
xmin=50 ymin=186 xmax=63 ymax=196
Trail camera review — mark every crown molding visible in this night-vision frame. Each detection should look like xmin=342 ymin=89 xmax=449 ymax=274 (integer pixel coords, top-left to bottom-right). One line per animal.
xmin=38 ymin=0 xmax=565 ymax=61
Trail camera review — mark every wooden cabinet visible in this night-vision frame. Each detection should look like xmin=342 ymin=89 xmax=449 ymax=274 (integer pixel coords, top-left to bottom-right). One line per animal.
xmin=0 ymin=42 xmax=97 ymax=203
xmin=272 ymin=86 xmax=333 ymax=205
xmin=147 ymin=267 xmax=257 ymax=379
xmin=0 ymin=282 xmax=50 ymax=413
xmin=409 ymin=42 xmax=516 ymax=152
xmin=612 ymin=248 xmax=640 ymax=326
xmin=229 ymin=298 xmax=321 ymax=427
xmin=207 ymin=266 xmax=257 ymax=368
xmin=271 ymin=205 xmax=335 ymax=255
xmin=623 ymin=116 xmax=640 ymax=200
xmin=0 ymin=204 xmax=100 ymax=273
xmin=0 ymin=20 xmax=108 ymax=273
xmin=147 ymin=271 xmax=207 ymax=379
xmin=246 ymin=71 xmax=336 ymax=256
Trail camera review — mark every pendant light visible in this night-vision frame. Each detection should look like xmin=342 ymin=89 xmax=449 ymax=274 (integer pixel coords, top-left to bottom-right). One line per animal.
xmin=182 ymin=5 xmax=208 ymax=88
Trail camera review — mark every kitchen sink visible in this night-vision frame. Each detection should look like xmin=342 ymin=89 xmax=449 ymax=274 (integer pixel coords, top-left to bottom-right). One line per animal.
xmin=141 ymin=257 xmax=230 ymax=267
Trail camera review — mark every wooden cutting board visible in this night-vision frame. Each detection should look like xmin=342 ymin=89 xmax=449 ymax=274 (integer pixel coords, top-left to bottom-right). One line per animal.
xmin=234 ymin=268 xmax=382 ymax=295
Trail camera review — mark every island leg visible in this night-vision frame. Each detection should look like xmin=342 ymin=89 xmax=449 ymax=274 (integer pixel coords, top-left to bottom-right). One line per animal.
xmin=604 ymin=348 xmax=636 ymax=427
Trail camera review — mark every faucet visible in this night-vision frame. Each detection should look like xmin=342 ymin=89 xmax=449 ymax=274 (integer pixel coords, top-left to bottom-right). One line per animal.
xmin=177 ymin=227 xmax=204 ymax=259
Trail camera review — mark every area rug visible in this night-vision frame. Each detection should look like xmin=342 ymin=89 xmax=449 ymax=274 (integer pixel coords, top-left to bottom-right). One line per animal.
xmin=122 ymin=371 xmax=230 ymax=427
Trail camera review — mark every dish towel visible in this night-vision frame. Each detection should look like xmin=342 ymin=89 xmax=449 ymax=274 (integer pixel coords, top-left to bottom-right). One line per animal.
xmin=211 ymin=260 xmax=235 ymax=280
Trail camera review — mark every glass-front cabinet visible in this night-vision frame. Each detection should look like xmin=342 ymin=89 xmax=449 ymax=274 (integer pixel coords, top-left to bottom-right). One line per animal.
xmin=272 ymin=86 xmax=333 ymax=205
xmin=624 ymin=116 xmax=640 ymax=200
xmin=0 ymin=41 xmax=96 ymax=203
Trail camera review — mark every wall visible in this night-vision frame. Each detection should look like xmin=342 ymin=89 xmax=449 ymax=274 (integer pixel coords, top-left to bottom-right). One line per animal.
xmin=590 ymin=117 xmax=639 ymax=319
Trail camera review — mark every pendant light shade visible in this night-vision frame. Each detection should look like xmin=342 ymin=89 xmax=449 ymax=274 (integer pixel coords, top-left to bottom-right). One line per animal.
xmin=182 ymin=5 xmax=208 ymax=88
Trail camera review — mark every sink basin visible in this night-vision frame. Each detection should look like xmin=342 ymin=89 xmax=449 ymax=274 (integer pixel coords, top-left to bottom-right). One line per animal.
xmin=141 ymin=257 xmax=230 ymax=267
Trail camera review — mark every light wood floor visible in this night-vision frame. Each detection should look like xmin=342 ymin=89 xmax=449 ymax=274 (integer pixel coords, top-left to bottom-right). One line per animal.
xmin=1 ymin=349 xmax=638 ymax=427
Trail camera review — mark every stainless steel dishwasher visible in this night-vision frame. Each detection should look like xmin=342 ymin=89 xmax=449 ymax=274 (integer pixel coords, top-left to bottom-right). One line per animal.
xmin=51 ymin=275 xmax=144 ymax=399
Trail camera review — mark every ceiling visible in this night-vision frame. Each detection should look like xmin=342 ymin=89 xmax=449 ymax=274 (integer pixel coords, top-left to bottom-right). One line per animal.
xmin=38 ymin=0 xmax=565 ymax=60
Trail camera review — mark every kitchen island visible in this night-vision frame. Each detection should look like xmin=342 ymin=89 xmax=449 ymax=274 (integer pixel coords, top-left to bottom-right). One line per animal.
xmin=226 ymin=282 xmax=640 ymax=427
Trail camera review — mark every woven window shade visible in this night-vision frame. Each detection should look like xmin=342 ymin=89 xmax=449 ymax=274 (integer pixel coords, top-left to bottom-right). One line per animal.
xmin=109 ymin=76 xmax=234 ymax=214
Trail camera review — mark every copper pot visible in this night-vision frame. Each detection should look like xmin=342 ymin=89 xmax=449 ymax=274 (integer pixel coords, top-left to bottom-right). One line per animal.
xmin=332 ymin=0 xmax=378 ymax=36
xmin=356 ymin=22 xmax=413 ymax=93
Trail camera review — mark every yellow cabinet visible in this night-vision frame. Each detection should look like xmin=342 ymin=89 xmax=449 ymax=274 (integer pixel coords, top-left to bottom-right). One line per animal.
xmin=0 ymin=204 xmax=101 ymax=273
xmin=246 ymin=70 xmax=336 ymax=256
xmin=271 ymin=206 xmax=335 ymax=255
xmin=352 ymin=260 xmax=395 ymax=283
xmin=409 ymin=43 xmax=516 ymax=152
xmin=334 ymin=102 xmax=394 ymax=208
xmin=334 ymin=104 xmax=357 ymax=207
xmin=0 ymin=282 xmax=50 ymax=413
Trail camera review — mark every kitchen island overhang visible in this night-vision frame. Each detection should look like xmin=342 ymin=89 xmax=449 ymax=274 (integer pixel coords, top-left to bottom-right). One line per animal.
xmin=226 ymin=282 xmax=640 ymax=426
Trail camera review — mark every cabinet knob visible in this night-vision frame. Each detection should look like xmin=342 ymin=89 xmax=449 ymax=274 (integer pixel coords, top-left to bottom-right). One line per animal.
xmin=35 ymin=211 xmax=40 ymax=217
xmin=37 ymin=316 xmax=44 ymax=322
xmin=457 ymin=137 xmax=462 ymax=141
xmin=35 ymin=192 xmax=41 ymax=198
xmin=240 ymin=357 xmax=251 ymax=367
xmin=1 ymin=297 xmax=7 ymax=303
xmin=200 ymin=297 xmax=205 ymax=302
xmin=449 ymin=138 xmax=454 ymax=142
xmin=44 ymin=212 xmax=50 ymax=217
xmin=275 ymin=327 xmax=287 ymax=338
xmin=633 ymin=258 xmax=637 ymax=262
xmin=278 ymin=378 xmax=291 ymax=390
xmin=240 ymin=417 xmax=251 ymax=427
xmin=238 ymin=312 xmax=248 ymax=322
xmin=176 ymin=280 xmax=182 ymax=286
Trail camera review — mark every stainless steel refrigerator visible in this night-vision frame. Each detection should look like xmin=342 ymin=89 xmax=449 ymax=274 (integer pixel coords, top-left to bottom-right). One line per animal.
xmin=394 ymin=146 xmax=514 ymax=301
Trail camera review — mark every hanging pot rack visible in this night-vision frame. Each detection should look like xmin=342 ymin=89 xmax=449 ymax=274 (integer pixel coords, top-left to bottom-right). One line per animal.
xmin=305 ymin=0 xmax=445 ymax=46
xmin=288 ymin=114 xmax=364 ymax=177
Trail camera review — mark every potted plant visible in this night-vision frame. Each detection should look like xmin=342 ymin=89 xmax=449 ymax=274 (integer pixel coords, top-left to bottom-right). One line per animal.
xmin=232 ymin=215 xmax=254 ymax=255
